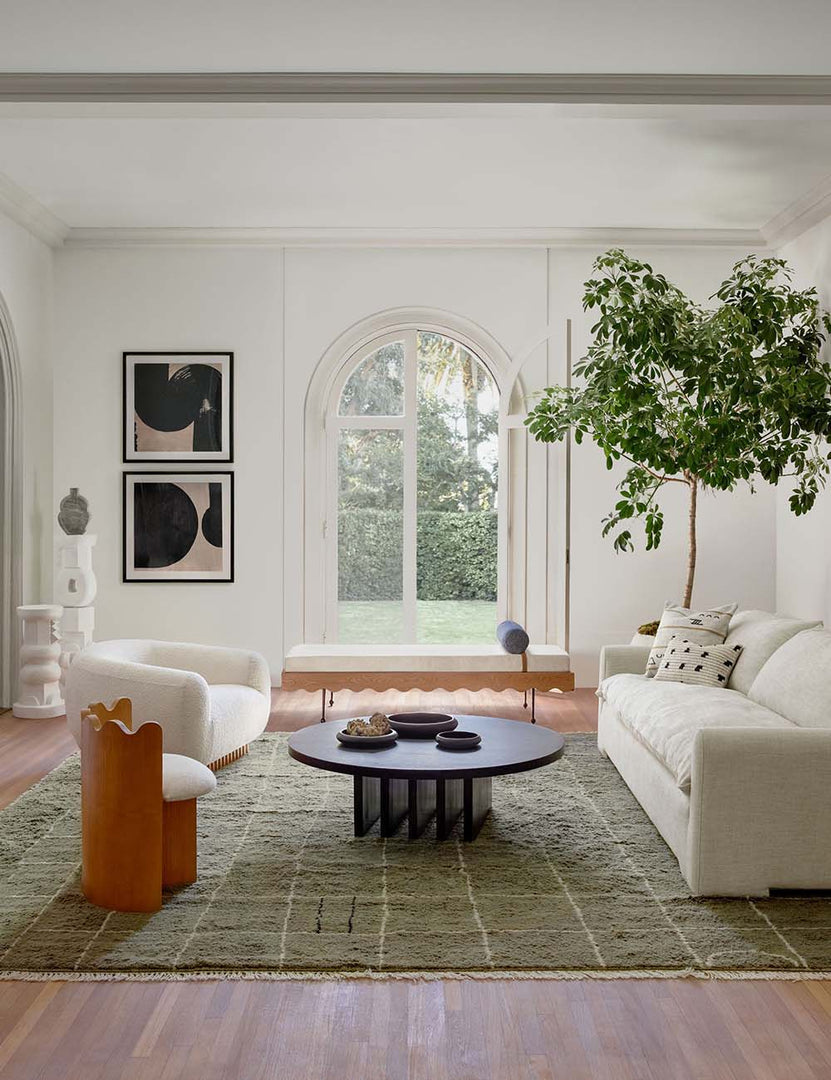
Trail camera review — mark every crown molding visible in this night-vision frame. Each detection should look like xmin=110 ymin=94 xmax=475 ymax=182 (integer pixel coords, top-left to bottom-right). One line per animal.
xmin=0 ymin=173 xmax=68 ymax=247
xmin=761 ymin=172 xmax=831 ymax=249
xmin=62 ymin=226 xmax=767 ymax=250
xmin=1 ymin=73 xmax=831 ymax=104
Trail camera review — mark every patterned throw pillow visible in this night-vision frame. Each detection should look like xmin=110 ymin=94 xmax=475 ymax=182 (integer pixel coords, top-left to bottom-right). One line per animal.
xmin=646 ymin=601 xmax=737 ymax=677
xmin=654 ymin=637 xmax=744 ymax=687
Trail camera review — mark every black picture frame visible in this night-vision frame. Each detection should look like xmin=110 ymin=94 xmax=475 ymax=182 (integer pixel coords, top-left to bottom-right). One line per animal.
xmin=122 ymin=351 xmax=234 ymax=463
xmin=122 ymin=471 xmax=235 ymax=583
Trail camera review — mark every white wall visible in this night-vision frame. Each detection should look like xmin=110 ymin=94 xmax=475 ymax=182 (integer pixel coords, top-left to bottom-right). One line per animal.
xmin=776 ymin=215 xmax=831 ymax=626
xmin=52 ymin=242 xmax=778 ymax=684
xmin=53 ymin=247 xmax=284 ymax=667
xmin=0 ymin=208 xmax=53 ymax=604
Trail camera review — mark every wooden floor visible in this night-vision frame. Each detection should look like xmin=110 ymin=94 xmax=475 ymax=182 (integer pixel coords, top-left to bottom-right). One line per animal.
xmin=1 ymin=690 xmax=830 ymax=1079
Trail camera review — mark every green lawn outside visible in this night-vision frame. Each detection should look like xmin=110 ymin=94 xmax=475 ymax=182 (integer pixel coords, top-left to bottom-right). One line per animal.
xmin=338 ymin=600 xmax=498 ymax=644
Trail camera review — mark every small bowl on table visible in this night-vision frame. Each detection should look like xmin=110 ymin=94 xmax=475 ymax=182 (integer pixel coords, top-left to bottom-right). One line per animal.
xmin=436 ymin=730 xmax=482 ymax=751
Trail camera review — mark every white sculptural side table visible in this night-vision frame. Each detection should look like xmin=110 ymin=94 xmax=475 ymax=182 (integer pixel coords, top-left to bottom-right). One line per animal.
xmin=13 ymin=604 xmax=65 ymax=718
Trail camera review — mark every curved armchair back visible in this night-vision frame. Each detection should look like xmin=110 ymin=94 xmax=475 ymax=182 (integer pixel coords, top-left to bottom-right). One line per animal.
xmin=65 ymin=639 xmax=271 ymax=765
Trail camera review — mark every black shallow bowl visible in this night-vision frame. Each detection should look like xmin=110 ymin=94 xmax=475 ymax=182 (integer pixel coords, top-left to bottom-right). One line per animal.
xmin=436 ymin=730 xmax=482 ymax=751
xmin=388 ymin=713 xmax=458 ymax=738
xmin=336 ymin=729 xmax=398 ymax=749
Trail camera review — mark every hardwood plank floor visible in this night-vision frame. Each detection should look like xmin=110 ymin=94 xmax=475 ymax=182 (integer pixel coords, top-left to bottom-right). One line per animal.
xmin=1 ymin=691 xmax=830 ymax=1079
xmin=0 ymin=711 xmax=77 ymax=811
xmin=0 ymin=976 xmax=829 ymax=1079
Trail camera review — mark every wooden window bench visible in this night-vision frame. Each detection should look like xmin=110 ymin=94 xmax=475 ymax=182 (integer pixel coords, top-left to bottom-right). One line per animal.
xmin=281 ymin=644 xmax=574 ymax=722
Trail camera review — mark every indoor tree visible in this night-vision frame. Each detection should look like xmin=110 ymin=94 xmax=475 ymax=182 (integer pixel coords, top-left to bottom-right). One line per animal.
xmin=526 ymin=250 xmax=831 ymax=607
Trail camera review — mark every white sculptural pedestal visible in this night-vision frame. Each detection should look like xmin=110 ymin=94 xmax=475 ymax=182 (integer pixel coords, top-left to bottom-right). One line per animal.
xmin=56 ymin=534 xmax=97 ymax=690
xmin=13 ymin=604 xmax=65 ymax=719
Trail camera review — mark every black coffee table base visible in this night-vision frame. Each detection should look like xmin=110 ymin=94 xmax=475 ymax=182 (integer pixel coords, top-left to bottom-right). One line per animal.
xmin=353 ymin=774 xmax=492 ymax=841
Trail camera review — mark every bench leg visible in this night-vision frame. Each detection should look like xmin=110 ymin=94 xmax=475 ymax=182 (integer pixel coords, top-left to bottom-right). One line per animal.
xmin=320 ymin=688 xmax=327 ymax=723
xmin=531 ymin=687 xmax=536 ymax=723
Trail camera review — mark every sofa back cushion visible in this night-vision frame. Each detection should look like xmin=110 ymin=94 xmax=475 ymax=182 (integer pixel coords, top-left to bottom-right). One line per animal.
xmin=725 ymin=610 xmax=822 ymax=695
xmin=646 ymin=601 xmax=737 ymax=677
xmin=748 ymin=628 xmax=831 ymax=728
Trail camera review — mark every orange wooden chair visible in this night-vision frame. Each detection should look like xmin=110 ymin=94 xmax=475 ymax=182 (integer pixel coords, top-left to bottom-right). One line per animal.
xmin=81 ymin=697 xmax=217 ymax=912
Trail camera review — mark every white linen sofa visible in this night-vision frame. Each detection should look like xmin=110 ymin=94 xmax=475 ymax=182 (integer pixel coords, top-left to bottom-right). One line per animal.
xmin=597 ymin=610 xmax=831 ymax=896
xmin=66 ymin=639 xmax=271 ymax=768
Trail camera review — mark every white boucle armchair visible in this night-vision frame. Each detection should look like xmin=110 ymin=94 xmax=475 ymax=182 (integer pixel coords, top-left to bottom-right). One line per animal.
xmin=65 ymin=639 xmax=271 ymax=768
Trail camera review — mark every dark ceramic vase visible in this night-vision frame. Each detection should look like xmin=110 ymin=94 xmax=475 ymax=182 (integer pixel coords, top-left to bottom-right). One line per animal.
xmin=57 ymin=487 xmax=90 ymax=535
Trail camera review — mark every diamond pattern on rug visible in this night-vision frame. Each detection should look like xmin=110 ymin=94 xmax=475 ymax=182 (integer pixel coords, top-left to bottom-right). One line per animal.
xmin=0 ymin=732 xmax=828 ymax=974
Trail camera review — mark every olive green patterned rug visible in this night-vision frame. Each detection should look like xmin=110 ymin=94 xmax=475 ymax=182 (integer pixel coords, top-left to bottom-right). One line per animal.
xmin=1 ymin=732 xmax=830 ymax=979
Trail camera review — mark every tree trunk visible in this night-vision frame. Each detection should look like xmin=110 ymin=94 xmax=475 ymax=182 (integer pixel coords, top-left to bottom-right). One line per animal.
xmin=683 ymin=477 xmax=698 ymax=608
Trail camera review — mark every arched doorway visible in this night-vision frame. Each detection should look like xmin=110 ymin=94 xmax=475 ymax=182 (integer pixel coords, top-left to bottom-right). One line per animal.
xmin=0 ymin=292 xmax=23 ymax=707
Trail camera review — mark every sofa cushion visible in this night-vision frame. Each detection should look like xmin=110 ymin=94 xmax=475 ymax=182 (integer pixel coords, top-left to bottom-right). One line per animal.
xmin=748 ymin=628 xmax=831 ymax=728
xmin=496 ymin=620 xmax=530 ymax=654
xmin=162 ymin=753 xmax=217 ymax=802
xmin=725 ymin=610 xmax=822 ymax=695
xmin=284 ymin=644 xmax=570 ymax=673
xmin=599 ymin=673 xmax=794 ymax=792
xmin=646 ymin=602 xmax=737 ymax=677
xmin=654 ymin=638 xmax=743 ymax=687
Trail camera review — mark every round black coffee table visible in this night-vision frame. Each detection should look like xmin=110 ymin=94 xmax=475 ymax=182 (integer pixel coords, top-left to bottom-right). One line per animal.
xmin=288 ymin=715 xmax=565 ymax=841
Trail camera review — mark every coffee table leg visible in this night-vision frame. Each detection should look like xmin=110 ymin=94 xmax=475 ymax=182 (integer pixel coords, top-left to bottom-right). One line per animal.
xmin=408 ymin=779 xmax=436 ymax=839
xmin=436 ymin=778 xmax=464 ymax=840
xmin=354 ymin=775 xmax=380 ymax=836
xmin=464 ymin=776 xmax=492 ymax=841
xmin=380 ymin=778 xmax=408 ymax=836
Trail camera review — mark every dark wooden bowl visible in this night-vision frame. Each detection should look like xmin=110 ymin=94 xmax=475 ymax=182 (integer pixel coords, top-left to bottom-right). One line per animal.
xmin=436 ymin=730 xmax=482 ymax=751
xmin=388 ymin=713 xmax=458 ymax=738
xmin=336 ymin=729 xmax=398 ymax=748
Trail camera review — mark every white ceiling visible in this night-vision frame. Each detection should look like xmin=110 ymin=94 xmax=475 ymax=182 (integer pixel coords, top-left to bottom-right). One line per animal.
xmin=2 ymin=3 xmax=831 ymax=240
xmin=3 ymin=0 xmax=831 ymax=76
xmin=0 ymin=104 xmax=830 ymax=234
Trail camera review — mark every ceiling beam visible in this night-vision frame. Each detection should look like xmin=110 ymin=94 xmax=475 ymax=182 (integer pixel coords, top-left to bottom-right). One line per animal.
xmin=63 ymin=226 xmax=767 ymax=249
xmin=1 ymin=73 xmax=831 ymax=104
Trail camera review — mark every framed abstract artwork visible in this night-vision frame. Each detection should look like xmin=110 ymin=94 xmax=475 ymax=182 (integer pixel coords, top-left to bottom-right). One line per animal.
xmin=123 ymin=352 xmax=233 ymax=462
xmin=123 ymin=472 xmax=234 ymax=582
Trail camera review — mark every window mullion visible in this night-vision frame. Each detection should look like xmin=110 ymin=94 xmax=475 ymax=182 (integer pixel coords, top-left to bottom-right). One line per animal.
xmin=325 ymin=416 xmax=339 ymax=642
xmin=402 ymin=330 xmax=418 ymax=641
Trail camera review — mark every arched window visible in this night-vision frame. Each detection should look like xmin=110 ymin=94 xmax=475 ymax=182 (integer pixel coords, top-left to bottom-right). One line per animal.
xmin=327 ymin=330 xmax=500 ymax=644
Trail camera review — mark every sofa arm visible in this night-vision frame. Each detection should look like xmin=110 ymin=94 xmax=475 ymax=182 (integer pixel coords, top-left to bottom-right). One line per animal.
xmin=150 ymin=642 xmax=271 ymax=699
xmin=598 ymin=644 xmax=651 ymax=684
xmin=66 ymin=654 xmax=213 ymax=762
xmin=688 ymin=727 xmax=831 ymax=895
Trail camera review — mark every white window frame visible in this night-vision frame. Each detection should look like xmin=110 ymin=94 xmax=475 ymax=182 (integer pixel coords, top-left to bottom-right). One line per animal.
xmin=324 ymin=325 xmax=505 ymax=644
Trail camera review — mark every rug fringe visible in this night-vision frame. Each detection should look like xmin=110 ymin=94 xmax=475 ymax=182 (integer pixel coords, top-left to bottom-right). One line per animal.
xmin=1 ymin=968 xmax=830 ymax=983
